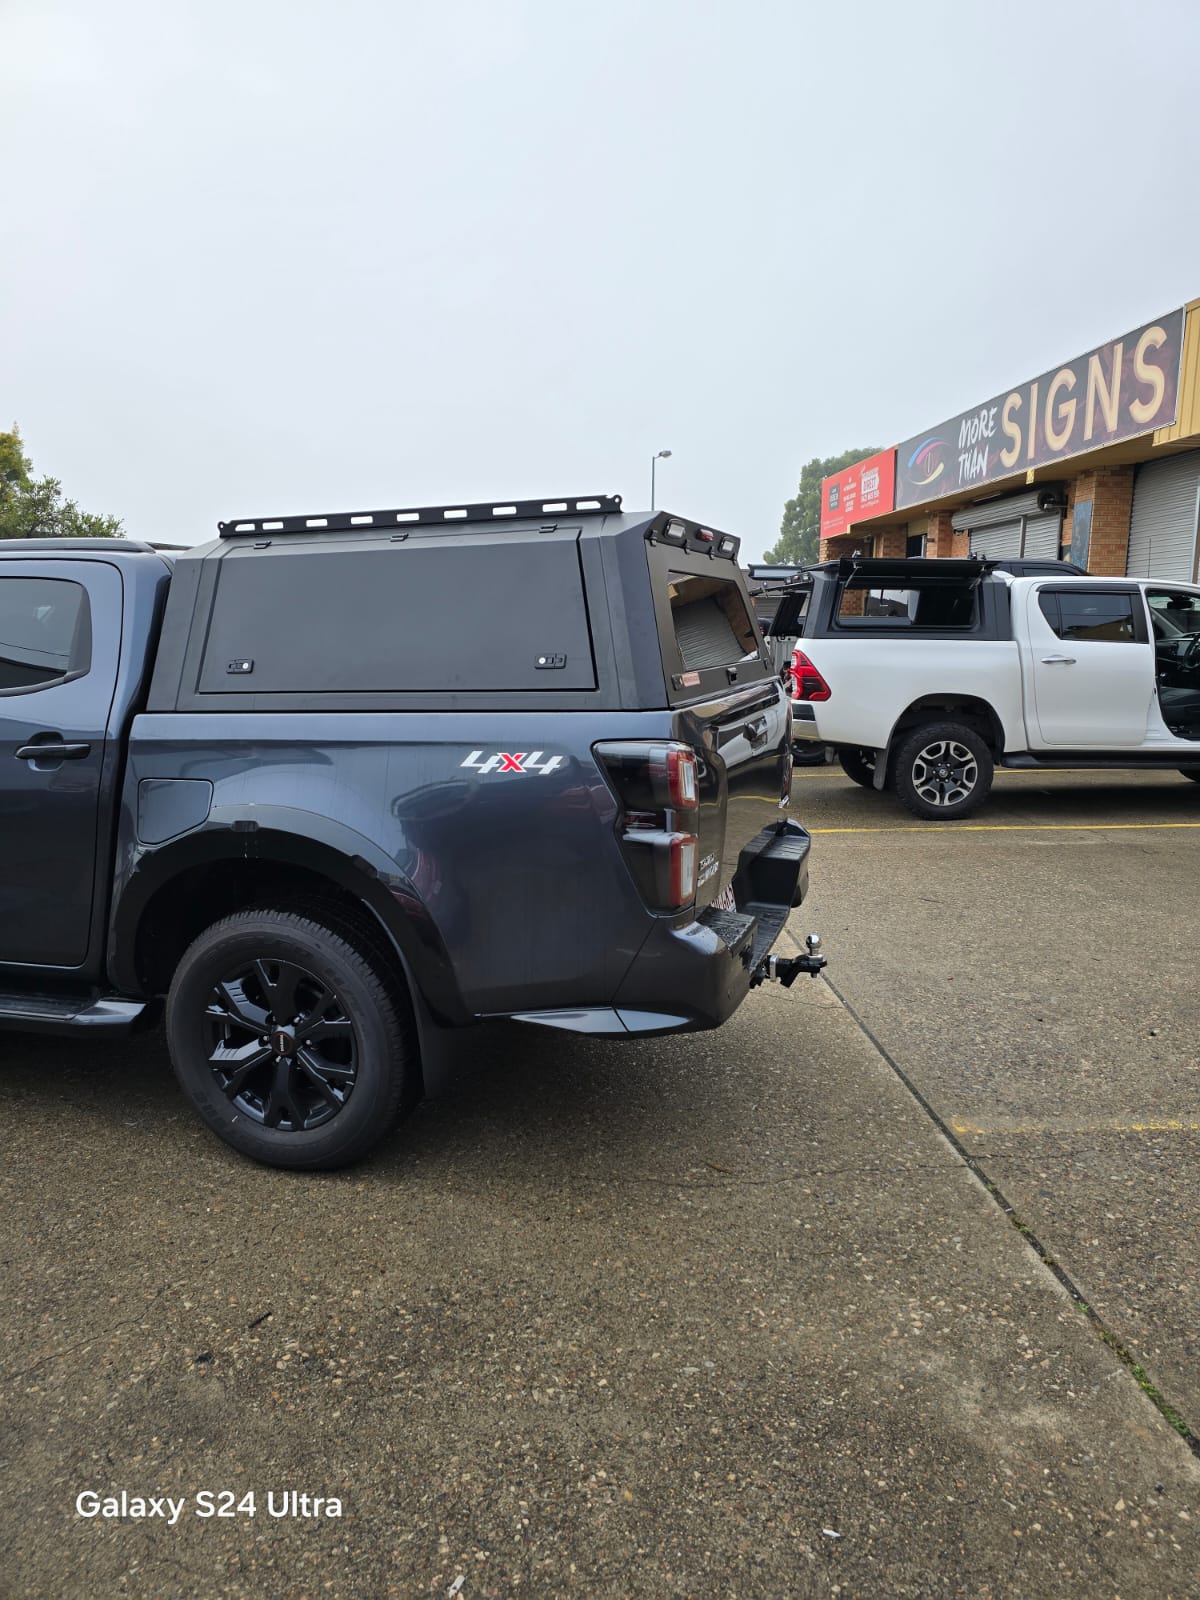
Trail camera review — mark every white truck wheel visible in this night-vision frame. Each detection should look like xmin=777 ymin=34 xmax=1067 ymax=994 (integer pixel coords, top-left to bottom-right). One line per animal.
xmin=892 ymin=721 xmax=993 ymax=821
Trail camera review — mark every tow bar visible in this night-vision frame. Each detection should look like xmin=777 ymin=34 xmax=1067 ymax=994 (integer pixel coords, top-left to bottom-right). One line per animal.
xmin=751 ymin=934 xmax=826 ymax=989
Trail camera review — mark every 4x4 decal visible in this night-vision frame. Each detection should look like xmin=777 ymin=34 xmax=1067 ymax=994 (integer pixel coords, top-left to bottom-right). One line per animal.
xmin=460 ymin=750 xmax=565 ymax=776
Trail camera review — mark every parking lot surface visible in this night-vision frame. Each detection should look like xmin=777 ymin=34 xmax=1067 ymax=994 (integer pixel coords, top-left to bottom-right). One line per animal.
xmin=796 ymin=764 xmax=1200 ymax=1429
xmin=2 ymin=767 xmax=1199 ymax=1598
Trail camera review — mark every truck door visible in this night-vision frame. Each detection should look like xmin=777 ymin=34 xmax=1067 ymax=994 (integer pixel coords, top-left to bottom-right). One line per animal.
xmin=0 ymin=560 xmax=122 ymax=968
xmin=1023 ymin=582 xmax=1154 ymax=747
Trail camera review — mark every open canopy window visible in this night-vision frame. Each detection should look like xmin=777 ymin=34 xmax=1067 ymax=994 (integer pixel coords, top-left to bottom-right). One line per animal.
xmin=668 ymin=572 xmax=758 ymax=671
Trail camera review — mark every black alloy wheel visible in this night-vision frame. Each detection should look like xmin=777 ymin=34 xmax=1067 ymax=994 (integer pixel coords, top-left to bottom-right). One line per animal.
xmin=204 ymin=957 xmax=357 ymax=1132
xmin=166 ymin=908 xmax=417 ymax=1170
xmin=892 ymin=720 xmax=994 ymax=821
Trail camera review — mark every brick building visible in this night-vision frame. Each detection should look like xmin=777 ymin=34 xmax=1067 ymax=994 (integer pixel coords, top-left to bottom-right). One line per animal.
xmin=820 ymin=300 xmax=1200 ymax=583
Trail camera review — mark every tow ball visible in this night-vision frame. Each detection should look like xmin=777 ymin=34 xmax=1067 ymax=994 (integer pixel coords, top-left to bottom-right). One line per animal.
xmin=751 ymin=934 xmax=826 ymax=989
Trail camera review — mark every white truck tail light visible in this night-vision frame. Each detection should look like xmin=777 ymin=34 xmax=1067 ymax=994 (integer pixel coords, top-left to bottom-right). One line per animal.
xmin=790 ymin=648 xmax=832 ymax=702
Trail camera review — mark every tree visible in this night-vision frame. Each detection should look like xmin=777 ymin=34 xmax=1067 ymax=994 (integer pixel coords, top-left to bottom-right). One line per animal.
xmin=765 ymin=447 xmax=880 ymax=565
xmin=0 ymin=427 xmax=32 ymax=496
xmin=0 ymin=425 xmax=123 ymax=540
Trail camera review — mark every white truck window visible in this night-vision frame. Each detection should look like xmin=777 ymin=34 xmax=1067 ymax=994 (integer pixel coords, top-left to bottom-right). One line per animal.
xmin=835 ymin=577 xmax=977 ymax=630
xmin=1038 ymin=591 xmax=1137 ymax=643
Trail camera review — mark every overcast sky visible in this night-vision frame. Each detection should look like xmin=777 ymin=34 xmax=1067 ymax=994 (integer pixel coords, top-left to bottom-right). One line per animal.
xmin=4 ymin=0 xmax=1200 ymax=558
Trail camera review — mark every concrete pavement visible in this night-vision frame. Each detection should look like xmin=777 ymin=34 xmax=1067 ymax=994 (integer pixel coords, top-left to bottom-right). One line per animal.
xmin=796 ymin=764 xmax=1200 ymax=1439
xmin=2 ymin=809 xmax=1199 ymax=1600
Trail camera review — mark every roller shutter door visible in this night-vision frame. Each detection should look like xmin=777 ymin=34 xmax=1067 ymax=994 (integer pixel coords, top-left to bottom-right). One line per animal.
xmin=1126 ymin=452 xmax=1200 ymax=582
xmin=968 ymin=520 xmax=1021 ymax=559
xmin=955 ymin=490 xmax=1061 ymax=562
xmin=1020 ymin=510 xmax=1062 ymax=560
xmin=966 ymin=513 xmax=1061 ymax=560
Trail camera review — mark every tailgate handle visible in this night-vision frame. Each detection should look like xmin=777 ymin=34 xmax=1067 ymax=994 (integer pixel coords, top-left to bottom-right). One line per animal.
xmin=745 ymin=715 xmax=769 ymax=745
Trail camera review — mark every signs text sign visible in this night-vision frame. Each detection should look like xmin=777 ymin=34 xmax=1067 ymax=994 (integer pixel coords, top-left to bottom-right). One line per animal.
xmin=895 ymin=308 xmax=1185 ymax=510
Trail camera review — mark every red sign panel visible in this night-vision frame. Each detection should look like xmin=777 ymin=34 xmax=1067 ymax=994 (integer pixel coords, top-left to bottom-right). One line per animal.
xmin=820 ymin=450 xmax=896 ymax=540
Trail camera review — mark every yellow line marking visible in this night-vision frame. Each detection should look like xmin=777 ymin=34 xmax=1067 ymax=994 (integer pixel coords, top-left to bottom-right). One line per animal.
xmin=794 ymin=768 xmax=1167 ymax=777
xmin=794 ymin=770 xmax=1200 ymax=785
xmin=808 ymin=822 xmax=1200 ymax=834
xmin=952 ymin=1116 xmax=1200 ymax=1137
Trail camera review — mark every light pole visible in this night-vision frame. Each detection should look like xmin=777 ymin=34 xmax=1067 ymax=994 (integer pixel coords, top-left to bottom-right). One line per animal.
xmin=650 ymin=449 xmax=672 ymax=510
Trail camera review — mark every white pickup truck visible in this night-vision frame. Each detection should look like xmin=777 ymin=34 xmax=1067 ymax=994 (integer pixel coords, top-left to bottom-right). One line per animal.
xmin=776 ymin=555 xmax=1200 ymax=819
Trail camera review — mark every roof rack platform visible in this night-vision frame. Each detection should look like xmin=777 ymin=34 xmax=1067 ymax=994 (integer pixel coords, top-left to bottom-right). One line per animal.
xmin=218 ymin=494 xmax=623 ymax=539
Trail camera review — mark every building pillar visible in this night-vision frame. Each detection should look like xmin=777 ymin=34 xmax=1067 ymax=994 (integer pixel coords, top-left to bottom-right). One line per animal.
xmin=872 ymin=528 xmax=908 ymax=559
xmin=818 ymin=536 xmax=847 ymax=566
xmin=1067 ymin=467 xmax=1135 ymax=575
xmin=1060 ymin=480 xmax=1076 ymax=561
xmin=926 ymin=511 xmax=967 ymax=558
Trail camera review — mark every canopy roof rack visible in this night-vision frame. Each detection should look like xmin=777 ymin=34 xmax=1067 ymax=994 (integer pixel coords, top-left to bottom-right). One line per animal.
xmin=218 ymin=494 xmax=623 ymax=539
xmin=744 ymin=561 xmax=815 ymax=591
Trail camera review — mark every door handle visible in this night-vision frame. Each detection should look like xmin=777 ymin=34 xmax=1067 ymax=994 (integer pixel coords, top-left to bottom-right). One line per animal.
xmin=1040 ymin=655 xmax=1077 ymax=665
xmin=16 ymin=742 xmax=91 ymax=760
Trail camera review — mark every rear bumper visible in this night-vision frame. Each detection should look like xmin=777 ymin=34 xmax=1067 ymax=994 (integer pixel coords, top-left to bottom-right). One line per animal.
xmin=790 ymin=701 xmax=824 ymax=740
xmin=512 ymin=821 xmax=812 ymax=1037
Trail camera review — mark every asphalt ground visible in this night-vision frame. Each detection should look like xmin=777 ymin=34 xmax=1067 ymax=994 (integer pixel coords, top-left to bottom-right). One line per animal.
xmin=0 ymin=766 xmax=1197 ymax=1598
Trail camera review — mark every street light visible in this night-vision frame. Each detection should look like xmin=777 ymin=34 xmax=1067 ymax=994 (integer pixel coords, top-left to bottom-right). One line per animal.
xmin=650 ymin=449 xmax=672 ymax=510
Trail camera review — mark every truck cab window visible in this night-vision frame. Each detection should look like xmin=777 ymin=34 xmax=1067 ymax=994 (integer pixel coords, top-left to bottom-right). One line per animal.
xmin=1038 ymin=590 xmax=1136 ymax=643
xmin=1146 ymin=588 xmax=1200 ymax=640
xmin=1146 ymin=588 xmax=1200 ymax=738
xmin=0 ymin=577 xmax=91 ymax=691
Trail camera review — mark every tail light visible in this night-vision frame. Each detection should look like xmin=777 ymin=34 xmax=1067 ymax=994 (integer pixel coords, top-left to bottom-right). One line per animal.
xmin=664 ymin=746 xmax=697 ymax=807
xmin=789 ymin=648 xmax=832 ymax=702
xmin=594 ymin=740 xmax=700 ymax=912
xmin=669 ymin=833 xmax=698 ymax=904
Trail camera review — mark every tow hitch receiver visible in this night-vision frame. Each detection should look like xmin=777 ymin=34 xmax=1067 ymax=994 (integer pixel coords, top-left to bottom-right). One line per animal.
xmin=751 ymin=935 xmax=826 ymax=989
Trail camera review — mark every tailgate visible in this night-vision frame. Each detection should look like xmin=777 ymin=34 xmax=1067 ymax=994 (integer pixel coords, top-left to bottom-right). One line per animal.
xmin=673 ymin=679 xmax=792 ymax=907
xmin=643 ymin=533 xmax=794 ymax=909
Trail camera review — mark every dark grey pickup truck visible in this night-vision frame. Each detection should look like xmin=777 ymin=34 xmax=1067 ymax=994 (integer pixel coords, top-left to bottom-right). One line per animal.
xmin=0 ymin=495 xmax=821 ymax=1168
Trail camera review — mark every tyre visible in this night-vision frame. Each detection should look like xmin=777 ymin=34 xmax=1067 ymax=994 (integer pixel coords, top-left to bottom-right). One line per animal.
xmin=792 ymin=740 xmax=831 ymax=767
xmin=166 ymin=907 xmax=417 ymax=1170
xmin=837 ymin=747 xmax=879 ymax=789
xmin=891 ymin=721 xmax=993 ymax=821
xmin=1179 ymin=769 xmax=1200 ymax=783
